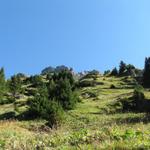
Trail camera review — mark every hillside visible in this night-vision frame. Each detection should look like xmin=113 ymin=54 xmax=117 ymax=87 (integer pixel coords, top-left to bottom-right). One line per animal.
xmin=0 ymin=75 xmax=150 ymax=150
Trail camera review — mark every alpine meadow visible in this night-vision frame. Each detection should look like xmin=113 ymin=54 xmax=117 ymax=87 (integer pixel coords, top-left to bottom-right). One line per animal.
xmin=1 ymin=0 xmax=150 ymax=150
xmin=0 ymin=59 xmax=150 ymax=149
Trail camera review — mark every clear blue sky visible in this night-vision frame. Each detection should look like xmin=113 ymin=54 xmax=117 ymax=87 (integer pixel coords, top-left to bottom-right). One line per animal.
xmin=0 ymin=0 xmax=150 ymax=77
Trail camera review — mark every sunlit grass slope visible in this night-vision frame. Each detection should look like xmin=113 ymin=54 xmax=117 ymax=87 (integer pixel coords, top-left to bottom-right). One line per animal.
xmin=0 ymin=76 xmax=150 ymax=149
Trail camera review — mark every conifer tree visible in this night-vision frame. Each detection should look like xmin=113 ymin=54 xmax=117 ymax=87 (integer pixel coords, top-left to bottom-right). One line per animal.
xmin=119 ymin=61 xmax=126 ymax=76
xmin=143 ymin=57 xmax=150 ymax=87
xmin=9 ymin=75 xmax=22 ymax=99
xmin=47 ymin=79 xmax=56 ymax=99
xmin=56 ymin=78 xmax=77 ymax=109
xmin=29 ymin=84 xmax=64 ymax=127
xmin=0 ymin=68 xmax=6 ymax=98
xmin=104 ymin=70 xmax=110 ymax=76
xmin=110 ymin=67 xmax=118 ymax=76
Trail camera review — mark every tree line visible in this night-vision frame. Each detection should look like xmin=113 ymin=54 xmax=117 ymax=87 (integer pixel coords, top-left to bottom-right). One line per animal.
xmin=0 ymin=58 xmax=150 ymax=126
xmin=0 ymin=69 xmax=79 ymax=127
xmin=104 ymin=58 xmax=150 ymax=88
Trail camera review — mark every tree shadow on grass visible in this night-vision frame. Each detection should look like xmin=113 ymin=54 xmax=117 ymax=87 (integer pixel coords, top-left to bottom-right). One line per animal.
xmin=115 ymin=113 xmax=150 ymax=125
xmin=0 ymin=111 xmax=37 ymax=121
xmin=0 ymin=111 xmax=16 ymax=120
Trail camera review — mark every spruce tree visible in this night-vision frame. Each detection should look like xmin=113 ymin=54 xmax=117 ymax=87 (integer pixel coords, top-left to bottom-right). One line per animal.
xmin=56 ymin=78 xmax=77 ymax=110
xmin=104 ymin=70 xmax=110 ymax=76
xmin=47 ymin=79 xmax=56 ymax=99
xmin=143 ymin=57 xmax=150 ymax=87
xmin=119 ymin=61 xmax=126 ymax=76
xmin=0 ymin=68 xmax=6 ymax=98
xmin=9 ymin=75 xmax=22 ymax=99
xmin=29 ymin=84 xmax=64 ymax=127
xmin=110 ymin=67 xmax=118 ymax=76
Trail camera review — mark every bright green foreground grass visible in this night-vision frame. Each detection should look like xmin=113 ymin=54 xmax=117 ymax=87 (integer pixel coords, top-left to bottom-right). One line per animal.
xmin=0 ymin=76 xmax=150 ymax=150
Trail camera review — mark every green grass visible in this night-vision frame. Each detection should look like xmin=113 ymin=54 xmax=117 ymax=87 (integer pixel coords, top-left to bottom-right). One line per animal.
xmin=0 ymin=76 xmax=150 ymax=149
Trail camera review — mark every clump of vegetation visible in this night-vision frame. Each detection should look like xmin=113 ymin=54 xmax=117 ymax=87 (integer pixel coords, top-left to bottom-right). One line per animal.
xmin=78 ymin=79 xmax=96 ymax=87
xmin=28 ymin=85 xmax=64 ymax=127
xmin=110 ymin=67 xmax=118 ymax=76
xmin=104 ymin=70 xmax=111 ymax=76
xmin=80 ymin=70 xmax=100 ymax=80
xmin=8 ymin=74 xmax=23 ymax=100
xmin=47 ymin=70 xmax=78 ymax=110
xmin=28 ymin=70 xmax=79 ymax=127
xmin=110 ymin=84 xmax=116 ymax=89
xmin=81 ymin=91 xmax=98 ymax=99
xmin=109 ymin=60 xmax=142 ymax=77
xmin=121 ymin=85 xmax=145 ymax=112
xmin=78 ymin=70 xmax=101 ymax=87
xmin=0 ymin=68 xmax=7 ymax=100
xmin=105 ymin=85 xmax=150 ymax=113
xmin=143 ymin=57 xmax=150 ymax=87
xmin=1 ymin=60 xmax=150 ymax=149
xmin=0 ymin=98 xmax=15 ymax=105
xmin=29 ymin=75 xmax=44 ymax=88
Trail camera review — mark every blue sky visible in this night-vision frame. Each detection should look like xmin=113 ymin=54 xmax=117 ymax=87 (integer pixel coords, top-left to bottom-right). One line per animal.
xmin=0 ymin=0 xmax=150 ymax=77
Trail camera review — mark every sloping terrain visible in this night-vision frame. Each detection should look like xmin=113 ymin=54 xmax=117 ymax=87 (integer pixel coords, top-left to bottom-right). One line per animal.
xmin=0 ymin=76 xmax=150 ymax=149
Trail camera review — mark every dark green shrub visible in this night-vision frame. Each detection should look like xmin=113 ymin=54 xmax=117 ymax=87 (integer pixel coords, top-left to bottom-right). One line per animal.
xmin=28 ymin=84 xmax=64 ymax=126
xmin=119 ymin=61 xmax=127 ymax=76
xmin=0 ymin=98 xmax=15 ymax=105
xmin=143 ymin=57 xmax=150 ymax=87
xmin=43 ymin=100 xmax=64 ymax=127
xmin=28 ymin=70 xmax=79 ymax=126
xmin=78 ymin=79 xmax=95 ymax=87
xmin=110 ymin=84 xmax=116 ymax=89
xmin=118 ymin=85 xmax=145 ymax=112
xmin=110 ymin=68 xmax=118 ymax=76
xmin=29 ymin=95 xmax=64 ymax=127
xmin=9 ymin=75 xmax=22 ymax=100
xmin=132 ymin=85 xmax=145 ymax=111
xmin=0 ymin=111 xmax=15 ymax=120
xmin=47 ymin=79 xmax=56 ymax=99
xmin=25 ymin=88 xmax=37 ymax=96
xmin=46 ymin=71 xmax=79 ymax=110
xmin=110 ymin=85 xmax=150 ymax=113
xmin=52 ymin=70 xmax=75 ymax=86
xmin=104 ymin=70 xmax=111 ymax=76
xmin=29 ymin=75 xmax=44 ymax=88
xmin=55 ymin=78 xmax=78 ymax=110
xmin=105 ymin=85 xmax=150 ymax=113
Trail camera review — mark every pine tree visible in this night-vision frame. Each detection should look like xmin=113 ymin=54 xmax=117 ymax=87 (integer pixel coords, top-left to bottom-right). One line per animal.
xmin=29 ymin=84 xmax=64 ymax=127
xmin=0 ymin=68 xmax=6 ymax=98
xmin=47 ymin=79 xmax=56 ymax=99
xmin=143 ymin=57 xmax=150 ymax=87
xmin=110 ymin=67 xmax=118 ymax=76
xmin=56 ymin=78 xmax=77 ymax=110
xmin=119 ymin=61 xmax=127 ymax=76
xmin=9 ymin=75 xmax=22 ymax=99
xmin=29 ymin=75 xmax=44 ymax=87
xmin=104 ymin=70 xmax=110 ymax=76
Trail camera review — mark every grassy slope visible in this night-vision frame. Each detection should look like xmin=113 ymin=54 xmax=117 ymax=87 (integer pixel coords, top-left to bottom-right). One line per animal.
xmin=0 ymin=76 xmax=150 ymax=149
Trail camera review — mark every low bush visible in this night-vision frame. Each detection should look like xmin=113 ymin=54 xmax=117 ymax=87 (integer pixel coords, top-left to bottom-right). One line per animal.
xmin=55 ymin=78 xmax=78 ymax=110
xmin=0 ymin=98 xmax=15 ymax=105
xmin=78 ymin=79 xmax=95 ymax=87
xmin=121 ymin=85 xmax=147 ymax=112
xmin=106 ymin=85 xmax=150 ymax=113
xmin=81 ymin=91 xmax=98 ymax=99
xmin=29 ymin=95 xmax=64 ymax=127
xmin=28 ymin=70 xmax=79 ymax=126
xmin=110 ymin=84 xmax=116 ymax=89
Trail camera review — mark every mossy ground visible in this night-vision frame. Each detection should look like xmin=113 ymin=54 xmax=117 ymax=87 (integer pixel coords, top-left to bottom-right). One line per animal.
xmin=0 ymin=76 xmax=150 ymax=150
